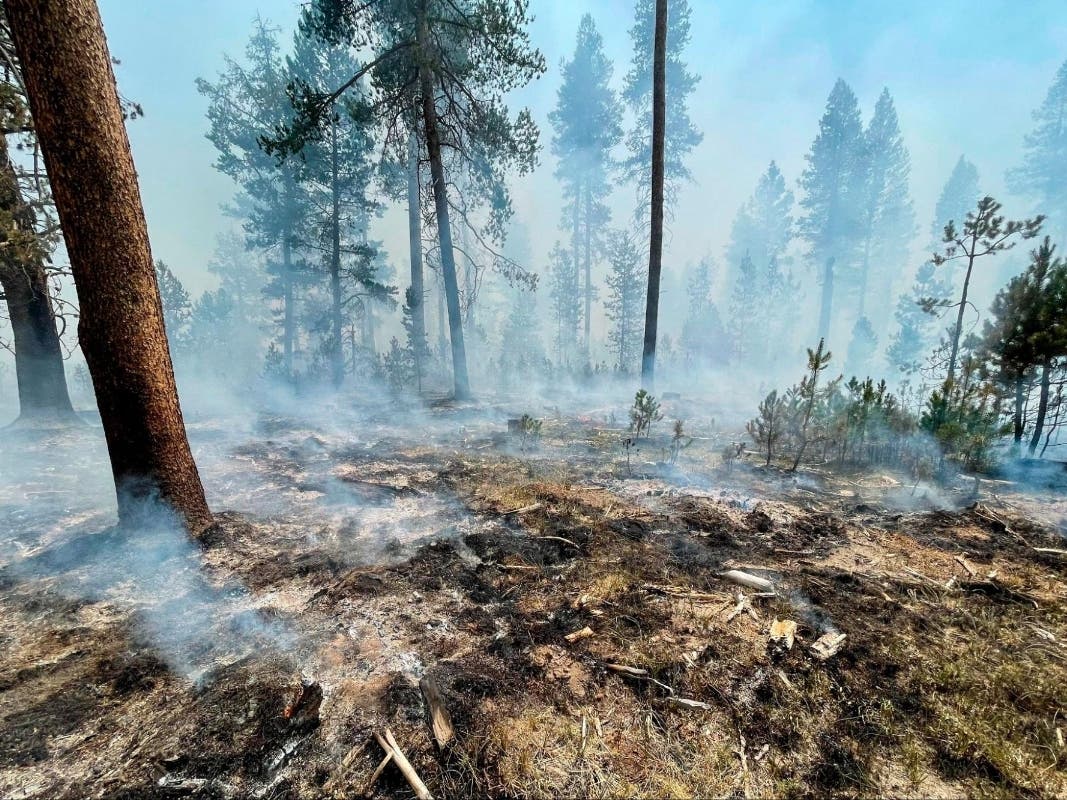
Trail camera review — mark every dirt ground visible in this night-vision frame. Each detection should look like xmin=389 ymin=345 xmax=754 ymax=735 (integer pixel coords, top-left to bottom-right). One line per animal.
xmin=1 ymin=400 xmax=1065 ymax=799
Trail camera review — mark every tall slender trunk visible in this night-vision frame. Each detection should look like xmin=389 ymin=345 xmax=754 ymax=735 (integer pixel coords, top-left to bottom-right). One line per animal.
xmin=436 ymin=270 xmax=446 ymax=356
xmin=361 ymin=300 xmax=376 ymax=353
xmin=1013 ymin=375 xmax=1025 ymax=452
xmin=858 ymin=235 xmax=871 ymax=318
xmin=0 ymin=137 xmax=75 ymax=422
xmin=573 ymin=177 xmax=588 ymax=363
xmin=282 ymin=225 xmax=295 ymax=381
xmin=640 ymin=0 xmax=667 ymax=389
xmin=417 ymin=13 xmax=470 ymax=399
xmin=947 ymin=244 xmax=976 ymax=385
xmin=406 ymin=131 xmax=426 ymax=352
xmin=1029 ymin=359 xmax=1053 ymax=456
xmin=817 ymin=257 xmax=834 ymax=342
xmin=582 ymin=181 xmax=592 ymax=364
xmin=7 ymin=0 xmax=211 ymax=532
xmin=329 ymin=116 xmax=343 ymax=388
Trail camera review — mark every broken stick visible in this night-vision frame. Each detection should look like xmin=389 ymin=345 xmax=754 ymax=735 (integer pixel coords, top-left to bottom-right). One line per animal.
xmin=419 ymin=677 xmax=454 ymax=749
xmin=720 ymin=569 xmax=775 ymax=593
xmin=374 ymin=729 xmax=433 ymax=800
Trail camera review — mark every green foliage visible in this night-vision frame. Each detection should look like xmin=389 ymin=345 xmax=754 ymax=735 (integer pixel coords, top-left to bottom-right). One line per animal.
xmin=746 ymin=390 xmax=787 ymax=466
xmin=727 ymin=162 xmax=795 ymax=365
xmin=604 ymin=231 xmax=646 ymax=373
xmin=550 ymin=13 xmax=620 ymax=309
xmin=518 ymin=413 xmax=542 ymax=451
xmin=155 ymin=260 xmax=192 ymax=347
xmin=622 ymin=0 xmax=702 ymax=212
xmin=798 ymin=80 xmax=867 ymax=279
xmin=788 ymin=338 xmax=836 ymax=471
xmin=547 ymin=241 xmax=582 ymax=367
xmin=681 ymin=256 xmax=728 ymax=368
xmin=858 ymin=88 xmax=914 ymax=324
xmin=920 ymin=360 xmax=1006 ymax=472
xmin=667 ymin=419 xmax=692 ymax=465
xmin=629 ymin=389 xmax=662 ymax=440
xmin=1007 ymin=58 xmax=1067 ymax=241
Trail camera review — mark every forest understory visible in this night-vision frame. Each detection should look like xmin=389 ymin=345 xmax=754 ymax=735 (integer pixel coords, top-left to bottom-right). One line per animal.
xmin=1 ymin=398 xmax=1064 ymax=800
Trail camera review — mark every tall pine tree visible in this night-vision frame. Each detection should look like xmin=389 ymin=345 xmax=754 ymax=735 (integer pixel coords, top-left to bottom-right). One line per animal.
xmin=727 ymin=161 xmax=794 ymax=365
xmin=267 ymin=0 xmax=544 ymax=400
xmin=622 ymin=0 xmax=701 ymax=215
xmin=857 ymin=88 xmax=914 ymax=336
xmin=197 ymin=19 xmax=311 ymax=381
xmin=1007 ymin=59 xmax=1067 ymax=244
xmin=798 ymin=79 xmax=866 ymax=344
xmin=549 ymin=14 xmax=620 ymax=363
xmin=604 ymin=230 xmax=646 ymax=374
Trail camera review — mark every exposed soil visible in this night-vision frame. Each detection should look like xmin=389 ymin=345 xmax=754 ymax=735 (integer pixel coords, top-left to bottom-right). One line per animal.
xmin=0 ymin=404 xmax=1064 ymax=798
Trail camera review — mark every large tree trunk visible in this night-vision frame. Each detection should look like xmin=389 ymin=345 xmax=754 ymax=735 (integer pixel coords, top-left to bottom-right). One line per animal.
xmin=329 ymin=117 xmax=344 ymax=388
xmin=817 ymin=257 xmax=834 ymax=342
xmin=0 ymin=137 xmax=75 ymax=423
xmin=640 ymin=0 xmax=667 ymax=389
xmin=417 ymin=15 xmax=470 ymax=400
xmin=1029 ymin=359 xmax=1052 ymax=456
xmin=7 ymin=0 xmax=211 ymax=533
xmin=406 ymin=132 xmax=426 ymax=352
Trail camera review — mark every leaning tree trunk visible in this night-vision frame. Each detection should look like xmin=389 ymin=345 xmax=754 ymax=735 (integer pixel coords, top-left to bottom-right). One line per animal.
xmin=640 ymin=0 xmax=667 ymax=389
xmin=947 ymin=245 xmax=976 ymax=386
xmin=0 ymin=137 xmax=75 ymax=422
xmin=417 ymin=16 xmax=470 ymax=400
xmin=1029 ymin=359 xmax=1053 ymax=457
xmin=1012 ymin=374 xmax=1026 ymax=453
xmin=7 ymin=0 xmax=211 ymax=533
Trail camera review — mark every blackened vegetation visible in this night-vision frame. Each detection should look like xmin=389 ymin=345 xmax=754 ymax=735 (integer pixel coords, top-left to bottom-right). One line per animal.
xmin=1 ymin=432 xmax=1065 ymax=798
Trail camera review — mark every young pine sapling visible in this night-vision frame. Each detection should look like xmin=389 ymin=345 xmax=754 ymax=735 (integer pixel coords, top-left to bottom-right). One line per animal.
xmin=629 ymin=389 xmax=663 ymax=439
xmin=789 ymin=339 xmax=833 ymax=472
xmin=747 ymin=389 xmax=787 ymax=466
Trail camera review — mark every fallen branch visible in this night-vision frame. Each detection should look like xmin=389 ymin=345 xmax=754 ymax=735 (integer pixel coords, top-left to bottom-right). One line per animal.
xmin=720 ymin=569 xmax=775 ymax=593
xmin=642 ymin=583 xmax=723 ymax=602
xmin=954 ymin=555 xmax=976 ymax=576
xmin=500 ymin=502 xmax=542 ymax=516
xmin=375 ymin=729 xmax=433 ymax=800
xmin=605 ymin=663 xmax=648 ymax=677
xmin=668 ymin=697 xmax=712 ymax=711
xmin=363 ymin=750 xmax=393 ymax=796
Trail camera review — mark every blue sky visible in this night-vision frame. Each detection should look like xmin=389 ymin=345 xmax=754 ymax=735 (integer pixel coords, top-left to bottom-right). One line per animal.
xmin=97 ymin=0 xmax=1067 ymax=309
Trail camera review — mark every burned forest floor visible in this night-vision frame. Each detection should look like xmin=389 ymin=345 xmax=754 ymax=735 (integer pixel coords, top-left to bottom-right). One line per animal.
xmin=1 ymin=395 xmax=1066 ymax=799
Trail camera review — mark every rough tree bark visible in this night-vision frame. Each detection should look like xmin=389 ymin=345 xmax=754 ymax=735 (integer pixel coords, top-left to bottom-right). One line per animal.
xmin=1029 ymin=359 xmax=1052 ymax=457
xmin=0 ymin=136 xmax=75 ymax=422
xmin=6 ymin=0 xmax=211 ymax=533
xmin=640 ymin=0 xmax=667 ymax=389
xmin=417 ymin=11 xmax=470 ymax=400
xmin=406 ymin=132 xmax=426 ymax=353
